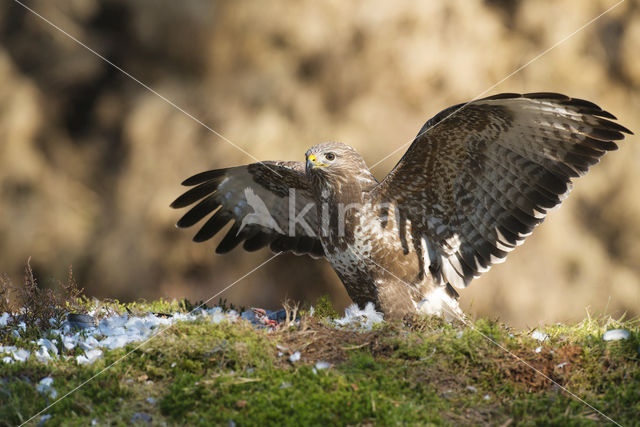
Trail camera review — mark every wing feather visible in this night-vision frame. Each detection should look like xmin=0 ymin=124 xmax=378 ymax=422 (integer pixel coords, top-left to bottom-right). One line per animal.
xmin=172 ymin=161 xmax=324 ymax=258
xmin=193 ymin=211 xmax=233 ymax=242
xmin=176 ymin=194 xmax=222 ymax=228
xmin=373 ymin=93 xmax=631 ymax=288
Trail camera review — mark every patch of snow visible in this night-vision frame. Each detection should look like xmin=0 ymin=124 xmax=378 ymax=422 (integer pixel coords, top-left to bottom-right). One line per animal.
xmin=0 ymin=312 xmax=11 ymax=327
xmin=100 ymin=334 xmax=134 ymax=350
xmin=0 ymin=345 xmax=17 ymax=354
xmin=38 ymin=339 xmax=58 ymax=356
xmin=12 ymin=348 xmax=30 ymax=362
xmin=208 ymin=307 xmax=231 ymax=324
xmin=466 ymin=385 xmax=477 ymax=393
xmin=37 ymin=376 xmax=54 ymax=387
xmin=62 ymin=335 xmax=76 ymax=351
xmin=315 ymin=361 xmax=330 ymax=370
xmin=289 ymin=351 xmax=301 ymax=362
xmin=77 ymin=349 xmax=103 ymax=365
xmin=98 ymin=315 xmax=127 ymax=336
xmin=556 ymin=362 xmax=568 ymax=369
xmin=531 ymin=330 xmax=548 ymax=341
xmin=603 ymin=329 xmax=630 ymax=342
xmin=79 ymin=336 xmax=100 ymax=351
xmin=535 ymin=346 xmax=542 ymax=353
xmin=36 ymin=377 xmax=58 ymax=399
xmin=35 ymin=347 xmax=52 ymax=363
xmin=333 ymin=302 xmax=384 ymax=331
xmin=0 ymin=306 xmax=242 ymax=366
xmin=241 ymin=310 xmax=257 ymax=323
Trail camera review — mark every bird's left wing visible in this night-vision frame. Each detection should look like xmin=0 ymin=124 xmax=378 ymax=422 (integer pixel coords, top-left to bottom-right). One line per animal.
xmin=171 ymin=161 xmax=324 ymax=258
xmin=371 ymin=93 xmax=632 ymax=289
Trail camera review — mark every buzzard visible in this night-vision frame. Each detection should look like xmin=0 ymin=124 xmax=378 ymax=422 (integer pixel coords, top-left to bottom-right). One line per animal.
xmin=171 ymin=93 xmax=631 ymax=319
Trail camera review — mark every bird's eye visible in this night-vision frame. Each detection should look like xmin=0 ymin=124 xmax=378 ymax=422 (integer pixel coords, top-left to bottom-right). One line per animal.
xmin=324 ymin=152 xmax=336 ymax=161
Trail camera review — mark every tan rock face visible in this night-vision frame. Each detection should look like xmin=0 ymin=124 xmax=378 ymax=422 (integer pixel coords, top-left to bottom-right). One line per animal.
xmin=0 ymin=0 xmax=638 ymax=326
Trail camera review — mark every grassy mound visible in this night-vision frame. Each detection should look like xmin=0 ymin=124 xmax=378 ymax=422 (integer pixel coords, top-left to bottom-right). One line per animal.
xmin=1 ymin=293 xmax=638 ymax=425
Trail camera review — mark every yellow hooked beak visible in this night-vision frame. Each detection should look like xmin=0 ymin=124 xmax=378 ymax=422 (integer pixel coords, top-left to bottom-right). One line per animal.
xmin=307 ymin=153 xmax=328 ymax=169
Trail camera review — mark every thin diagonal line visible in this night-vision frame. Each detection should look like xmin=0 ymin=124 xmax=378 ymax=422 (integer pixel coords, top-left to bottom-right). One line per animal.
xmin=21 ymin=252 xmax=282 ymax=426
xmin=368 ymin=0 xmax=625 ymax=171
xmin=13 ymin=0 xmax=282 ymax=177
xmin=365 ymin=257 xmax=621 ymax=426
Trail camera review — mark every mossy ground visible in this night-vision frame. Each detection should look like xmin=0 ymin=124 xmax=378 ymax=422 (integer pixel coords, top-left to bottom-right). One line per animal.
xmin=1 ymin=297 xmax=638 ymax=426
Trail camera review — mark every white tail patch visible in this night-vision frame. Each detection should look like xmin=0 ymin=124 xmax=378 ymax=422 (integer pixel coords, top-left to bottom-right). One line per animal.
xmin=416 ymin=287 xmax=464 ymax=321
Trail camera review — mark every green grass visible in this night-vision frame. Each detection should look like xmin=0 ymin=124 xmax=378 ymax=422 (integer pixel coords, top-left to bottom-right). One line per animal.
xmin=1 ymin=300 xmax=639 ymax=426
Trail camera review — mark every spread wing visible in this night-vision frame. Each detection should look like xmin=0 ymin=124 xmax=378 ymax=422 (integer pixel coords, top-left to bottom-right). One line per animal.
xmin=171 ymin=161 xmax=324 ymax=258
xmin=372 ymin=92 xmax=632 ymax=289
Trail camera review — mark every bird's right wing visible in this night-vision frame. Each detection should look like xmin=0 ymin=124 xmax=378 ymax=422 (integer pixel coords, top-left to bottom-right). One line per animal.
xmin=171 ymin=161 xmax=324 ymax=258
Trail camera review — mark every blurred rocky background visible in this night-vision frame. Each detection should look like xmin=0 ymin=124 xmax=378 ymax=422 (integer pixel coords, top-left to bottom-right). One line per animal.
xmin=0 ymin=0 xmax=638 ymax=327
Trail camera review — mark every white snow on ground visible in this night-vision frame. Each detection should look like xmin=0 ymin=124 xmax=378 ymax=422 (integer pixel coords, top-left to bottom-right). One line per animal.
xmin=0 ymin=302 xmax=385 ymax=367
xmin=0 ymin=307 xmax=239 ymax=366
xmin=603 ymin=329 xmax=630 ymax=341
xmin=0 ymin=312 xmax=10 ymax=327
xmin=531 ymin=330 xmax=549 ymax=341
xmin=315 ymin=361 xmax=330 ymax=370
xmin=332 ymin=302 xmax=384 ymax=331
xmin=289 ymin=351 xmax=301 ymax=363
xmin=36 ymin=377 xmax=58 ymax=399
xmin=0 ymin=346 xmax=31 ymax=363
xmin=77 ymin=349 xmax=103 ymax=365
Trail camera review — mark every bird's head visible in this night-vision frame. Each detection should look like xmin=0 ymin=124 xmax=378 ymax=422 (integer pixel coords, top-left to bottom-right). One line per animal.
xmin=305 ymin=142 xmax=377 ymax=199
xmin=305 ymin=142 xmax=367 ymax=175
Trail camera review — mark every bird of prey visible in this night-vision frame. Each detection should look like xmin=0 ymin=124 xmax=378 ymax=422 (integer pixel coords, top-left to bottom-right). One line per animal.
xmin=171 ymin=93 xmax=631 ymax=319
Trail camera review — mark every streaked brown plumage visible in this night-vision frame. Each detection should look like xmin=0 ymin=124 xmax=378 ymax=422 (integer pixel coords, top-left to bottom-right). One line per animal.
xmin=171 ymin=93 xmax=632 ymax=319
